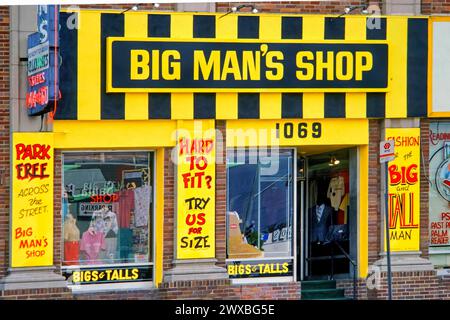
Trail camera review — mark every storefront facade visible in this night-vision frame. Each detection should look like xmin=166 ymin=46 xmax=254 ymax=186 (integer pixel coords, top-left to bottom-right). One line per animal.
xmin=1 ymin=4 xmax=450 ymax=300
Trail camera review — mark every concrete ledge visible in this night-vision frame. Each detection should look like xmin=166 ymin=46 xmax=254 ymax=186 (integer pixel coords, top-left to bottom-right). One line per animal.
xmin=374 ymin=252 xmax=435 ymax=272
xmin=0 ymin=267 xmax=68 ymax=290
xmin=164 ymin=259 xmax=229 ymax=282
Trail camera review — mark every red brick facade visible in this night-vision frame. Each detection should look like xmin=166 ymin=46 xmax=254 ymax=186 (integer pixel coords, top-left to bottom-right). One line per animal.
xmin=0 ymin=6 xmax=9 ymax=280
xmin=422 ymin=0 xmax=450 ymax=14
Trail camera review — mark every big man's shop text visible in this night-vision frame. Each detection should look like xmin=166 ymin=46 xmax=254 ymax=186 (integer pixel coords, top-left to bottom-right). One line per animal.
xmin=109 ymin=41 xmax=388 ymax=90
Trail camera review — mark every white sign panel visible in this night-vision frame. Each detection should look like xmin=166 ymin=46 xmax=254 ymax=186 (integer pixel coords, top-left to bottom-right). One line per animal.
xmin=379 ymin=140 xmax=395 ymax=163
xmin=431 ymin=20 xmax=450 ymax=116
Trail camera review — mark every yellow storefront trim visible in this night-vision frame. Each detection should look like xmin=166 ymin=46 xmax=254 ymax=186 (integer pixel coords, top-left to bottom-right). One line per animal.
xmin=302 ymin=93 xmax=325 ymax=119
xmin=216 ymin=14 xmax=237 ymax=39
xmin=302 ymin=15 xmax=324 ymax=41
xmin=171 ymin=93 xmax=194 ymax=119
xmin=155 ymin=148 xmax=164 ymax=287
xmin=358 ymin=145 xmax=369 ymax=278
xmin=260 ymin=15 xmax=281 ymax=40
xmin=171 ymin=14 xmax=193 ymax=39
xmin=346 ymin=93 xmax=367 ymax=118
xmin=226 ymin=119 xmax=368 ymax=147
xmin=216 ymin=93 xmax=238 ymax=119
xmin=53 ymin=120 xmax=177 ymax=149
xmin=386 ymin=18 xmax=408 ymax=118
xmin=124 ymin=12 xmax=149 ymax=120
xmin=77 ymin=11 xmax=101 ymax=120
xmin=260 ymin=93 xmax=282 ymax=119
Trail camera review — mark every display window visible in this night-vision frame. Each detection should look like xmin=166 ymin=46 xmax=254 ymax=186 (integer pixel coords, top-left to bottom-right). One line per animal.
xmin=429 ymin=122 xmax=450 ymax=267
xmin=61 ymin=151 xmax=154 ymax=286
xmin=226 ymin=149 xmax=294 ymax=279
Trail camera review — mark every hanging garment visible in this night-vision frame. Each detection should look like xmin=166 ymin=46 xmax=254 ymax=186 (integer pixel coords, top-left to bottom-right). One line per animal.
xmin=118 ymin=189 xmax=134 ymax=228
xmin=309 ymin=180 xmax=318 ymax=208
xmin=338 ymin=193 xmax=349 ymax=225
xmin=80 ymin=230 xmax=105 ymax=264
xmin=134 ymin=184 xmax=151 ymax=227
xmin=104 ymin=236 xmax=118 ymax=263
xmin=327 ymin=176 xmax=345 ymax=211
xmin=64 ymin=241 xmax=80 ymax=265
xmin=90 ymin=209 xmax=119 ymax=235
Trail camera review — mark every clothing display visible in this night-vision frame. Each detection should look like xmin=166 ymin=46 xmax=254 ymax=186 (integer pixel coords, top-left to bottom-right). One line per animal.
xmin=119 ymin=228 xmax=133 ymax=261
xmin=80 ymin=230 xmax=106 ymax=264
xmin=338 ymin=193 xmax=349 ymax=225
xmin=118 ymin=188 xmax=134 ymax=228
xmin=90 ymin=208 xmax=119 ymax=235
xmin=327 ymin=176 xmax=345 ymax=211
xmin=134 ymin=184 xmax=151 ymax=227
xmin=309 ymin=180 xmax=318 ymax=209
xmin=309 ymin=204 xmax=333 ymax=243
xmin=64 ymin=241 xmax=80 ymax=265
xmin=104 ymin=237 xmax=118 ymax=263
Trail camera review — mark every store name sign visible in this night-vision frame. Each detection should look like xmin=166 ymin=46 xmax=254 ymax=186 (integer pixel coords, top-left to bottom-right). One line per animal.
xmin=26 ymin=5 xmax=59 ymax=116
xmin=107 ymin=38 xmax=388 ymax=92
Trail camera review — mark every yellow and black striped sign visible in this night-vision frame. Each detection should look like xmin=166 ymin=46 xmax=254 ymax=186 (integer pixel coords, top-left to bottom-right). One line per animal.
xmin=55 ymin=11 xmax=428 ymax=121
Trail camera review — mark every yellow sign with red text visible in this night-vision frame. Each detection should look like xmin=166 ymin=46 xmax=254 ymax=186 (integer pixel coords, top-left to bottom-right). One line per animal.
xmin=12 ymin=133 xmax=54 ymax=267
xmin=385 ymin=128 xmax=420 ymax=252
xmin=176 ymin=121 xmax=216 ymax=259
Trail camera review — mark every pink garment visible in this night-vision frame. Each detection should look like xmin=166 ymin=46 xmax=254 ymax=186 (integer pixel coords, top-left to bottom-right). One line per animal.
xmin=118 ymin=189 xmax=134 ymax=228
xmin=80 ymin=230 xmax=105 ymax=264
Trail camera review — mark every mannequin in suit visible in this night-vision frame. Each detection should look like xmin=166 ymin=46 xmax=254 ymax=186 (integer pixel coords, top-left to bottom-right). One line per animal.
xmin=309 ymin=194 xmax=333 ymax=244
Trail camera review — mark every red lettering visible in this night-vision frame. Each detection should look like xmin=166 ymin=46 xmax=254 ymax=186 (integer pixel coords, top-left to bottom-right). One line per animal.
xmin=388 ymin=164 xmax=418 ymax=186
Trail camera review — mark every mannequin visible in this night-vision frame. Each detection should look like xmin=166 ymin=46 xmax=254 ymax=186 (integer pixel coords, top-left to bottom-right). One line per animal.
xmin=89 ymin=206 xmax=118 ymax=263
xmin=309 ymin=195 xmax=333 ymax=244
xmin=63 ymin=213 xmax=80 ymax=265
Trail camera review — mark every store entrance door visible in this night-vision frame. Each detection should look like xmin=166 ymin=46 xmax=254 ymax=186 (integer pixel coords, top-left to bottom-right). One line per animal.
xmin=297 ymin=147 xmax=358 ymax=281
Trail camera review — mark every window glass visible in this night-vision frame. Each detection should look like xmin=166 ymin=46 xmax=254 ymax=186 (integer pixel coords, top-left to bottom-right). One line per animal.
xmin=226 ymin=149 xmax=294 ymax=259
xmin=62 ymin=152 xmax=152 ymax=266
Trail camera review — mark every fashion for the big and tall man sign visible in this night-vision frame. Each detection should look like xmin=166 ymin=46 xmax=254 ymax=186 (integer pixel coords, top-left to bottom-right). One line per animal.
xmin=176 ymin=121 xmax=216 ymax=259
xmin=385 ymin=128 xmax=420 ymax=252
xmin=12 ymin=133 xmax=54 ymax=267
xmin=107 ymin=39 xmax=388 ymax=92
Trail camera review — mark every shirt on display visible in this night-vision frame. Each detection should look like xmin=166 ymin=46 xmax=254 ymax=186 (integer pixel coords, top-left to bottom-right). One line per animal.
xmin=118 ymin=189 xmax=134 ymax=228
xmin=80 ymin=230 xmax=106 ymax=264
xmin=327 ymin=176 xmax=345 ymax=211
xmin=316 ymin=204 xmax=325 ymax=222
xmin=90 ymin=208 xmax=119 ymax=236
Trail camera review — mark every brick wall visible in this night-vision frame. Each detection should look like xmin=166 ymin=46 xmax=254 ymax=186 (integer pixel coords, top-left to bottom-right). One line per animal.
xmin=62 ymin=3 xmax=175 ymax=11
xmin=0 ymin=6 xmax=9 ymax=279
xmin=163 ymin=148 xmax=175 ymax=271
xmin=1 ymin=288 xmax=72 ymax=300
xmin=215 ymin=121 xmax=227 ymax=268
xmin=216 ymin=1 xmax=383 ymax=14
xmin=422 ymin=0 xmax=450 ymax=14
xmin=367 ymin=271 xmax=446 ymax=300
xmin=53 ymin=150 xmax=62 ymax=272
xmin=368 ymin=120 xmax=382 ymax=265
xmin=336 ymin=278 xmax=368 ymax=300
xmin=159 ymin=280 xmax=300 ymax=300
xmin=420 ymin=119 xmax=430 ymax=258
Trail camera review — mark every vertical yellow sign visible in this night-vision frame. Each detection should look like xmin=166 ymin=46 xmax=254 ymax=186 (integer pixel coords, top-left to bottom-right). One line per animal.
xmin=176 ymin=120 xmax=215 ymax=259
xmin=385 ymin=128 xmax=420 ymax=252
xmin=12 ymin=133 xmax=54 ymax=267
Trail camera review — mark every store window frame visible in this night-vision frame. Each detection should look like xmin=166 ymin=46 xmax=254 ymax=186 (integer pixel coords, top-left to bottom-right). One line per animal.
xmin=60 ymin=150 xmax=156 ymax=291
xmin=225 ymin=147 xmax=297 ymax=283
